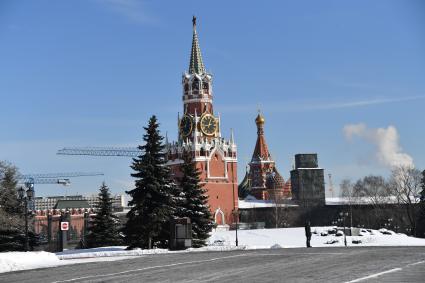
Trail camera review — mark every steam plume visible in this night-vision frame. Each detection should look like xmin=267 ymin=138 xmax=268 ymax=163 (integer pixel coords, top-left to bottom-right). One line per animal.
xmin=343 ymin=123 xmax=414 ymax=168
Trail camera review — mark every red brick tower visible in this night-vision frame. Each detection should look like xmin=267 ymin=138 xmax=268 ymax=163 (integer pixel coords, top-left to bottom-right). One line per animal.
xmin=166 ymin=17 xmax=238 ymax=228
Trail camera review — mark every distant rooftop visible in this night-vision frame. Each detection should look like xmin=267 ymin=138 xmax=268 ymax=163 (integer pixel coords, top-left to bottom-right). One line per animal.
xmin=54 ymin=199 xmax=91 ymax=209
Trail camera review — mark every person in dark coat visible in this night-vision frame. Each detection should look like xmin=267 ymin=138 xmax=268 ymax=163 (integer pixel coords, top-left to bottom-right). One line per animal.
xmin=305 ymin=221 xmax=312 ymax=248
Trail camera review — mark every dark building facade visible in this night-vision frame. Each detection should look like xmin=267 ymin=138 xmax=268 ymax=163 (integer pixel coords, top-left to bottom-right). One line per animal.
xmin=291 ymin=153 xmax=325 ymax=206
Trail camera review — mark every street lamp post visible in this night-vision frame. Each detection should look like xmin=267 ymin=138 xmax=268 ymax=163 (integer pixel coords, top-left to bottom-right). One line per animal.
xmin=230 ymin=155 xmax=238 ymax=247
xmin=17 ymin=185 xmax=34 ymax=252
xmin=394 ymin=225 xmax=399 ymax=233
xmin=233 ymin=209 xmax=239 ymax=246
xmin=387 ymin=218 xmax=393 ymax=230
xmin=339 ymin=212 xmax=348 ymax=247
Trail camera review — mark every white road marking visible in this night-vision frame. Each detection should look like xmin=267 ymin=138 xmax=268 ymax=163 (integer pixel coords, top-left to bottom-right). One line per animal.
xmin=253 ymin=252 xmax=343 ymax=256
xmin=51 ymin=253 xmax=248 ymax=283
xmin=407 ymin=260 xmax=425 ymax=266
xmin=346 ymin=259 xmax=425 ymax=282
xmin=345 ymin=268 xmax=402 ymax=283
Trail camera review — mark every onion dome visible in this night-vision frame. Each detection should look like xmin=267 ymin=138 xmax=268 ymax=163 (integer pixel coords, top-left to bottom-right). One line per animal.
xmin=255 ymin=113 xmax=265 ymax=126
xmin=238 ymin=170 xmax=251 ymax=199
xmin=265 ymin=168 xmax=286 ymax=191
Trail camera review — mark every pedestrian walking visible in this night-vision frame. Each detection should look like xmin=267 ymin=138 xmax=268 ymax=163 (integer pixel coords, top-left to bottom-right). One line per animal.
xmin=305 ymin=221 xmax=312 ymax=248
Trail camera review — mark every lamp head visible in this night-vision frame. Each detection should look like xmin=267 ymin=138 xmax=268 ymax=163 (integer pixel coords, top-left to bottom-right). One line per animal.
xmin=17 ymin=186 xmax=25 ymax=200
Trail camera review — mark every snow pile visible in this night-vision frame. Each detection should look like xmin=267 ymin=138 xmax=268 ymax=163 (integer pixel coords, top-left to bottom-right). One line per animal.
xmin=57 ymin=246 xmax=170 ymax=260
xmin=0 ymin=251 xmax=63 ymax=273
xmin=57 ymin=245 xmax=247 ymax=260
xmin=209 ymin=227 xmax=307 ymax=249
xmin=210 ymin=227 xmax=425 ymax=248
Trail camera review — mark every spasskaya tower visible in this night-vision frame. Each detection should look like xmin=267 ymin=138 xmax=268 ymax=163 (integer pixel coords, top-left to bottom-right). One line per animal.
xmin=166 ymin=17 xmax=238 ymax=227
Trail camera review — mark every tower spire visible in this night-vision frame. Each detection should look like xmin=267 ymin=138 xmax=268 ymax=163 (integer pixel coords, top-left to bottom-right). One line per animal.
xmin=252 ymin=111 xmax=270 ymax=160
xmin=189 ymin=16 xmax=206 ymax=74
xmin=230 ymin=128 xmax=235 ymax=145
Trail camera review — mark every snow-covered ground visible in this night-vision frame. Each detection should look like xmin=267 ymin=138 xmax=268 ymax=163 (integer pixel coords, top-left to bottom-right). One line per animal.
xmin=209 ymin=226 xmax=425 ymax=248
xmin=0 ymin=251 xmax=66 ymax=273
xmin=1 ymin=226 xmax=425 ymax=274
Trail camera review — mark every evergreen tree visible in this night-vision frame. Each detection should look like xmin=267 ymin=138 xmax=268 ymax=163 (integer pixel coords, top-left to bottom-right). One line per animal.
xmin=86 ymin=182 xmax=122 ymax=248
xmin=124 ymin=115 xmax=175 ymax=249
xmin=178 ymin=151 xmax=213 ymax=247
xmin=0 ymin=161 xmax=26 ymax=251
xmin=0 ymin=161 xmax=21 ymax=214
xmin=417 ymin=170 xmax=425 ymax=238
xmin=421 ymin=170 xmax=425 ymax=203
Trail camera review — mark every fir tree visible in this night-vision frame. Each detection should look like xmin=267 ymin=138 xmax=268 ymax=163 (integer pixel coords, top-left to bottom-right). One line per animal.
xmin=421 ymin=170 xmax=425 ymax=203
xmin=86 ymin=182 xmax=122 ymax=248
xmin=124 ymin=115 xmax=175 ymax=249
xmin=179 ymin=151 xmax=214 ymax=247
xmin=0 ymin=161 xmax=27 ymax=251
xmin=0 ymin=161 xmax=21 ymax=215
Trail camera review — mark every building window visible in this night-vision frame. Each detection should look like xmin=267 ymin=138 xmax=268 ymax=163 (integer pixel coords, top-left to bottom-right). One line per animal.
xmin=192 ymin=79 xmax=199 ymax=90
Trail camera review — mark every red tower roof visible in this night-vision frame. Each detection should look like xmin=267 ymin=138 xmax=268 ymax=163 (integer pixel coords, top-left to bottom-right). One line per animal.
xmin=252 ymin=113 xmax=271 ymax=160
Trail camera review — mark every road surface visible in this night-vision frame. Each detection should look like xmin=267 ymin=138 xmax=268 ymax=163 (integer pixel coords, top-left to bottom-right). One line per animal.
xmin=1 ymin=247 xmax=424 ymax=282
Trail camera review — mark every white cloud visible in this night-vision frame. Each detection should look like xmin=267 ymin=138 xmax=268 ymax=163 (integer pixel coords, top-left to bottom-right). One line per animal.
xmin=217 ymin=95 xmax=425 ymax=114
xmin=303 ymin=96 xmax=425 ymax=111
xmin=343 ymin=123 xmax=414 ymax=169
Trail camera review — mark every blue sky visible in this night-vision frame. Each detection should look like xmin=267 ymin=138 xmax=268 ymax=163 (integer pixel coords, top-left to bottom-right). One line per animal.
xmin=1 ymin=0 xmax=424 ymax=197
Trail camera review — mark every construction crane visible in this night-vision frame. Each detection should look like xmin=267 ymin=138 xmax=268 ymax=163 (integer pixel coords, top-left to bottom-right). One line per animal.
xmin=57 ymin=147 xmax=141 ymax=157
xmin=18 ymin=172 xmax=104 ymax=209
xmin=19 ymin=172 xmax=104 ymax=189
xmin=328 ymin=173 xmax=334 ymax=198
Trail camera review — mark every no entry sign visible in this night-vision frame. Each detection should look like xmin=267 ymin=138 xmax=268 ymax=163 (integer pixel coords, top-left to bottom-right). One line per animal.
xmin=61 ymin=221 xmax=69 ymax=231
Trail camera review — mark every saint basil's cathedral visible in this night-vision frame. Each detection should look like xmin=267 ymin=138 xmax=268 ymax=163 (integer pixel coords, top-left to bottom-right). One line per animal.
xmin=239 ymin=113 xmax=291 ymax=201
xmin=165 ymin=17 xmax=291 ymax=227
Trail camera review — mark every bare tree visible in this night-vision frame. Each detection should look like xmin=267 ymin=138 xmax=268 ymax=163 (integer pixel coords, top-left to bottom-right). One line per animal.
xmin=340 ymin=179 xmax=357 ymax=227
xmin=353 ymin=175 xmax=391 ymax=228
xmin=389 ymin=166 xmax=422 ymax=236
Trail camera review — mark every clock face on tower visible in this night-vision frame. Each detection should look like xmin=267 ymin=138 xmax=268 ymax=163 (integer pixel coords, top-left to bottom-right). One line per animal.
xmin=200 ymin=114 xmax=217 ymax=136
xmin=180 ymin=115 xmax=193 ymax=137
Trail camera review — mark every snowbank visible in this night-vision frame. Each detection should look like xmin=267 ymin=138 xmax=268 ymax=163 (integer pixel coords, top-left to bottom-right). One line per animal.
xmin=0 ymin=251 xmax=63 ymax=273
xmin=57 ymin=246 xmax=170 ymax=260
xmin=209 ymin=227 xmax=425 ymax=248
xmin=57 ymin=245 xmax=247 ymax=260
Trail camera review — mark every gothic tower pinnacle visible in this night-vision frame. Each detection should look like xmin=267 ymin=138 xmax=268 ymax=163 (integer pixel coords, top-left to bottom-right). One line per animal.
xmin=189 ymin=16 xmax=206 ymax=75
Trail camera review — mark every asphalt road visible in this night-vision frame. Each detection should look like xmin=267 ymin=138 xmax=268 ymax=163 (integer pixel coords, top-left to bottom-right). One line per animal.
xmin=1 ymin=247 xmax=424 ymax=283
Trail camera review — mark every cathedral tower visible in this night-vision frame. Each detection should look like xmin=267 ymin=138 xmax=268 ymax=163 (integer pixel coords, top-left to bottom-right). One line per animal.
xmin=166 ymin=17 xmax=238 ymax=227
xmin=239 ymin=112 xmax=291 ymax=200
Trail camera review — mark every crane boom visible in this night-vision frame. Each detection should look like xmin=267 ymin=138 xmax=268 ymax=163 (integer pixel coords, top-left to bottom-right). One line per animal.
xmin=18 ymin=178 xmax=71 ymax=185
xmin=21 ymin=172 xmax=104 ymax=179
xmin=57 ymin=147 xmax=141 ymax=157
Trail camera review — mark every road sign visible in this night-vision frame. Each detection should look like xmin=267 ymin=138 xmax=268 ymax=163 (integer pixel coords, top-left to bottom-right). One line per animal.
xmin=61 ymin=221 xmax=69 ymax=231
